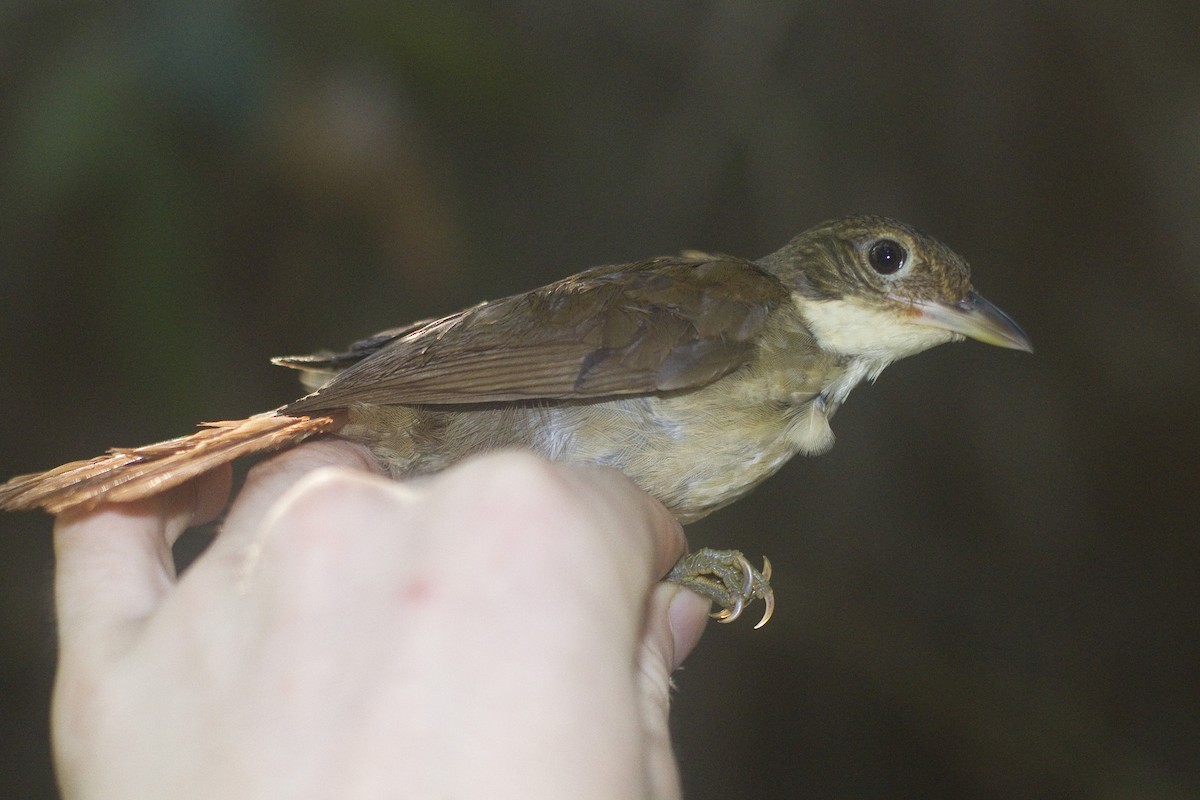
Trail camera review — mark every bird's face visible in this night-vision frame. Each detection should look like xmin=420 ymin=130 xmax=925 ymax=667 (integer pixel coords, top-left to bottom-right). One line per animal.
xmin=764 ymin=216 xmax=1032 ymax=363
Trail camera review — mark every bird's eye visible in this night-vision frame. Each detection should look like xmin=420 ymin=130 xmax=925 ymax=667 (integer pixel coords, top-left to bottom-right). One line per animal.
xmin=867 ymin=239 xmax=907 ymax=275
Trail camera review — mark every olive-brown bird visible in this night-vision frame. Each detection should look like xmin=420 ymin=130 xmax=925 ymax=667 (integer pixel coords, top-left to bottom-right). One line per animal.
xmin=0 ymin=216 xmax=1032 ymax=626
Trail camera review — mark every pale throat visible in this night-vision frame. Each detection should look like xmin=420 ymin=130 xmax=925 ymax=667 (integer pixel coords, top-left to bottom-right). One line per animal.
xmin=797 ymin=291 xmax=955 ymax=353
xmin=792 ymin=292 xmax=958 ymax=407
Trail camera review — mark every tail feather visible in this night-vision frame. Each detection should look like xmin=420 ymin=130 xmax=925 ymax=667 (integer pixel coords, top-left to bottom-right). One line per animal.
xmin=0 ymin=413 xmax=338 ymax=515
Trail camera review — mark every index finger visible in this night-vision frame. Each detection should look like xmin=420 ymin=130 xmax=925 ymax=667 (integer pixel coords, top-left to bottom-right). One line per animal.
xmin=53 ymin=465 xmax=232 ymax=664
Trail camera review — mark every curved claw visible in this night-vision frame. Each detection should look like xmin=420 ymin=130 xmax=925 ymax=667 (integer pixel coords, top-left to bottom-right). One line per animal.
xmin=753 ymin=556 xmax=775 ymax=628
xmin=666 ymin=548 xmax=776 ymax=628
xmin=754 ymin=587 xmax=775 ymax=629
xmin=714 ymin=594 xmax=745 ymax=623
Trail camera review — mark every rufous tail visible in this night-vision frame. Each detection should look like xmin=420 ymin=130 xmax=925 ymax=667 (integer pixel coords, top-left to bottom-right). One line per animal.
xmin=0 ymin=413 xmax=338 ymax=515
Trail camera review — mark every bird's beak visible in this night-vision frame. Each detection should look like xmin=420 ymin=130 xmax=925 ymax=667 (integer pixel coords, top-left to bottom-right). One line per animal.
xmin=910 ymin=291 xmax=1034 ymax=352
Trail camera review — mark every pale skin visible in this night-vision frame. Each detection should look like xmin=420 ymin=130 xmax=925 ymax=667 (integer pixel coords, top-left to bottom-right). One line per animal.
xmin=50 ymin=442 xmax=711 ymax=800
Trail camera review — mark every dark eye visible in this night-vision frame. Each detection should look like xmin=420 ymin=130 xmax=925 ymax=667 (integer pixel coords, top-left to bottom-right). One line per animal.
xmin=867 ymin=239 xmax=907 ymax=275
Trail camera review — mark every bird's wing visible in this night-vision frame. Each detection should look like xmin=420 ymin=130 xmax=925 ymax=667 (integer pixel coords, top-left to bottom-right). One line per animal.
xmin=281 ymin=256 xmax=789 ymax=413
xmin=272 ymin=318 xmax=437 ymax=391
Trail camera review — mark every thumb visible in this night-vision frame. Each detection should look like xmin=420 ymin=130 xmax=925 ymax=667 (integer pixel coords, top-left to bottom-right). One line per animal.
xmin=636 ymin=583 xmax=710 ymax=800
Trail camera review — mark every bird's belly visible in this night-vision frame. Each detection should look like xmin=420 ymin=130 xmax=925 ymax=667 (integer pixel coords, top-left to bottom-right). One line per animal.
xmin=343 ymin=390 xmax=830 ymax=523
xmin=539 ymin=392 xmax=829 ymax=522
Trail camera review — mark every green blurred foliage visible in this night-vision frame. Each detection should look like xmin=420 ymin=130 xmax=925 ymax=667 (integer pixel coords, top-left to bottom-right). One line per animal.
xmin=3 ymin=2 xmax=1200 ymax=798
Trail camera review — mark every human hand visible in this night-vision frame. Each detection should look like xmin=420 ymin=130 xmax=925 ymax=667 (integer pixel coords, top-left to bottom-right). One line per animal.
xmin=50 ymin=442 xmax=710 ymax=799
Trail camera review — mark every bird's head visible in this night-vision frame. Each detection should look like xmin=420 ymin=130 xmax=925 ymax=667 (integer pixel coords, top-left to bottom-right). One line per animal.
xmin=760 ymin=215 xmax=1033 ymax=363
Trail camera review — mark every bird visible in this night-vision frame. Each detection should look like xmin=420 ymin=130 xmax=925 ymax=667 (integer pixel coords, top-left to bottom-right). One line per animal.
xmin=0 ymin=216 xmax=1032 ymax=627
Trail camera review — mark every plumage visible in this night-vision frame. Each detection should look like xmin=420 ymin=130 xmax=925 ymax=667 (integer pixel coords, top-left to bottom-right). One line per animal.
xmin=0 ymin=415 xmax=336 ymax=515
xmin=0 ymin=216 xmax=1031 ymax=523
xmin=281 ymin=255 xmax=787 ymax=411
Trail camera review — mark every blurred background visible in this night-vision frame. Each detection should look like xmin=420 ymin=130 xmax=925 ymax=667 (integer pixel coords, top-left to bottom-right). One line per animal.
xmin=2 ymin=2 xmax=1198 ymax=797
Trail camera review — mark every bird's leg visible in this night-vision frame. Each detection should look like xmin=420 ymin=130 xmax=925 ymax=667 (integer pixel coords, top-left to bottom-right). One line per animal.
xmin=666 ymin=548 xmax=774 ymax=628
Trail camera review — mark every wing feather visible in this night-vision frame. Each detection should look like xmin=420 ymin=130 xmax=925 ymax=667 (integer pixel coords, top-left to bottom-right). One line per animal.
xmin=282 ymin=256 xmax=788 ymax=413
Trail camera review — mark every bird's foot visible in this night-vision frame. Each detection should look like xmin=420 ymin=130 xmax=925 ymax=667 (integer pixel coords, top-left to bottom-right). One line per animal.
xmin=666 ymin=547 xmax=774 ymax=628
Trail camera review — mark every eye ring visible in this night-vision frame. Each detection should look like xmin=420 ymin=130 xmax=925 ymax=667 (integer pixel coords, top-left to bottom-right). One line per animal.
xmin=867 ymin=239 xmax=907 ymax=275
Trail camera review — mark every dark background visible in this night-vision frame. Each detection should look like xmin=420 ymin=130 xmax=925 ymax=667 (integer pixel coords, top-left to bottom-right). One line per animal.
xmin=3 ymin=3 xmax=1198 ymax=798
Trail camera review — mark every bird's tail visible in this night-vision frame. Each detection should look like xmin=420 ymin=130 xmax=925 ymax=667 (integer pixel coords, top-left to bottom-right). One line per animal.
xmin=0 ymin=413 xmax=338 ymax=515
